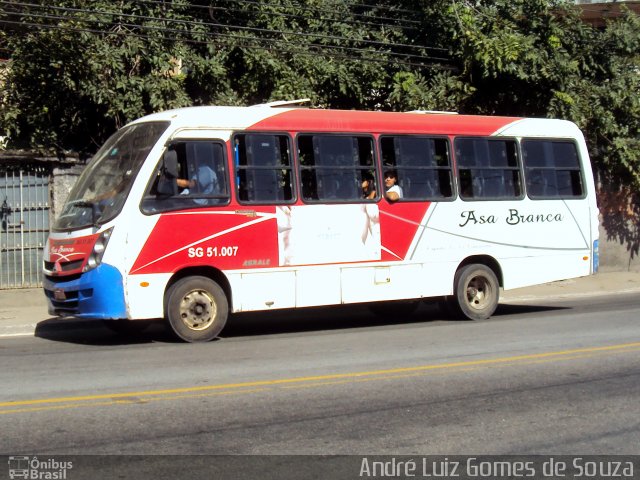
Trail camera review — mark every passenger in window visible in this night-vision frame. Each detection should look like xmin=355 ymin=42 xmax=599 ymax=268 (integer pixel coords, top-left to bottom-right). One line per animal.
xmin=177 ymin=163 xmax=219 ymax=204
xmin=362 ymin=172 xmax=376 ymax=200
xmin=384 ymin=170 xmax=403 ymax=201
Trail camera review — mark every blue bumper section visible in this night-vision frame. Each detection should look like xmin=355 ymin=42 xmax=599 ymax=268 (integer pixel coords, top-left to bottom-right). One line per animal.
xmin=43 ymin=264 xmax=127 ymax=320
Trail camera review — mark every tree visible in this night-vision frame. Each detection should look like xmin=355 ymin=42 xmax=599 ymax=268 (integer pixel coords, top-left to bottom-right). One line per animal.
xmin=0 ymin=0 xmax=199 ymax=155
xmin=1 ymin=0 xmax=445 ymax=154
xmin=549 ymin=8 xmax=640 ymax=189
xmin=394 ymin=1 xmax=639 ymax=190
xmin=182 ymin=0 xmax=442 ymax=109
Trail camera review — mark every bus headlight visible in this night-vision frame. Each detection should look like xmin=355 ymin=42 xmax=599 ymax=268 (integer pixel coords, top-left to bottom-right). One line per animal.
xmin=83 ymin=227 xmax=114 ymax=273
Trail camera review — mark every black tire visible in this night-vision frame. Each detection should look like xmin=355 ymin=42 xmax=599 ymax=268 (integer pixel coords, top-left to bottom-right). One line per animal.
xmin=102 ymin=319 xmax=153 ymax=336
xmin=165 ymin=276 xmax=228 ymax=342
xmin=453 ymin=264 xmax=499 ymax=321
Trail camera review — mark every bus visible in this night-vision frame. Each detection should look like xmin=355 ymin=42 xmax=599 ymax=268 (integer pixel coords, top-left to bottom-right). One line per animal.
xmin=8 ymin=456 xmax=29 ymax=479
xmin=42 ymin=102 xmax=600 ymax=342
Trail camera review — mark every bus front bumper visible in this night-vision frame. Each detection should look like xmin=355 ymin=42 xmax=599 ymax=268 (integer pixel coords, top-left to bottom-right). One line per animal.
xmin=43 ymin=264 xmax=127 ymax=320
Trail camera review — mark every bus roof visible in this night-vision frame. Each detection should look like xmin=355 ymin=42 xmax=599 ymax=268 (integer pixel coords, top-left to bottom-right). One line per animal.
xmin=132 ymin=105 xmax=578 ymax=137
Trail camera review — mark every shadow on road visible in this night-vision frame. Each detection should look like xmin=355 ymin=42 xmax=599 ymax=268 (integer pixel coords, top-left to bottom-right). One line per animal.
xmin=33 ymin=301 xmax=568 ymax=346
xmin=33 ymin=318 xmax=176 ymax=346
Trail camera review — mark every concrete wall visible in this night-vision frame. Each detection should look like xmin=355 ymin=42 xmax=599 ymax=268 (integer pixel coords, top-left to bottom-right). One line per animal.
xmin=598 ymin=227 xmax=640 ymax=272
xmin=596 ymin=187 xmax=640 ymax=272
xmin=50 ymin=164 xmax=84 ymax=222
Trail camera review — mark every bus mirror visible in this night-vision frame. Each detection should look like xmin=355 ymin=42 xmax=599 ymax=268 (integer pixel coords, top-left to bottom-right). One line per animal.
xmin=161 ymin=150 xmax=179 ymax=178
xmin=157 ymin=150 xmax=179 ymax=196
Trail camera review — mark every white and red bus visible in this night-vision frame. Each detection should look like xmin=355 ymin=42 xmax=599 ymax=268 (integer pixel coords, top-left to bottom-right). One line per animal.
xmin=43 ymin=103 xmax=600 ymax=342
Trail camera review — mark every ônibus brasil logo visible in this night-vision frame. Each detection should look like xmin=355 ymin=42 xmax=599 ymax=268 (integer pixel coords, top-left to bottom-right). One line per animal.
xmin=8 ymin=456 xmax=73 ymax=479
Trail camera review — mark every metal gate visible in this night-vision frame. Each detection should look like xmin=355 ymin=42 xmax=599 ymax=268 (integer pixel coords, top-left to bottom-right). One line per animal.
xmin=0 ymin=164 xmax=50 ymax=288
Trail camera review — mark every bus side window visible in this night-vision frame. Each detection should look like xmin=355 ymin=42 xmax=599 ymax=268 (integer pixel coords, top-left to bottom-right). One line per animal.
xmin=455 ymin=137 xmax=522 ymax=201
xmin=522 ymin=139 xmax=584 ymax=199
xmin=141 ymin=140 xmax=229 ymax=214
xmin=380 ymin=136 xmax=454 ymax=201
xmin=182 ymin=142 xmax=229 ymax=204
xmin=298 ymin=134 xmax=377 ymax=203
xmin=235 ymin=133 xmax=294 ymax=204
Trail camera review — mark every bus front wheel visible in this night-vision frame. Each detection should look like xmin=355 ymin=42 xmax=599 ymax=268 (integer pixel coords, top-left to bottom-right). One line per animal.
xmin=165 ymin=276 xmax=228 ymax=342
xmin=453 ymin=264 xmax=499 ymax=321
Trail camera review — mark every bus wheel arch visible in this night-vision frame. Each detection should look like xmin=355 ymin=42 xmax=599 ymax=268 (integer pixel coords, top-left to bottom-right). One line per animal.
xmin=442 ymin=256 xmax=502 ymax=321
xmin=457 ymin=255 xmax=503 ymax=288
xmin=164 ymin=267 xmax=232 ymax=342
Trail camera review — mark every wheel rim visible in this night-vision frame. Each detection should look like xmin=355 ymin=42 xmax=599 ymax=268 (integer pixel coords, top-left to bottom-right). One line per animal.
xmin=179 ymin=289 xmax=216 ymax=331
xmin=465 ymin=275 xmax=493 ymax=311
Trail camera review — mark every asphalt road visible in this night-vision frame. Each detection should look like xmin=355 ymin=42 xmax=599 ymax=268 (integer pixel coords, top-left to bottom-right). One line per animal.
xmin=1 ymin=293 xmax=639 ymax=461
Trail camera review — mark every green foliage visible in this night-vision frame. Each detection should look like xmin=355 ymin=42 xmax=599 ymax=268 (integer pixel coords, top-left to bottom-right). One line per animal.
xmin=0 ymin=0 xmax=421 ymax=153
xmin=0 ymin=0 xmax=198 ymax=154
xmin=546 ymin=7 xmax=640 ymax=188
xmin=414 ymin=1 xmax=639 ymax=189
xmin=389 ymin=71 xmax=476 ymax=112
xmin=197 ymin=0 xmax=409 ymax=109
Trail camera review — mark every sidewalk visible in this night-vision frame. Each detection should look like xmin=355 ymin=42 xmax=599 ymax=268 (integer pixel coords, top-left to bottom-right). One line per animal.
xmin=1 ymin=271 xmax=639 ymax=338
xmin=501 ymin=270 xmax=640 ymax=302
xmin=0 ymin=287 xmax=52 ymax=338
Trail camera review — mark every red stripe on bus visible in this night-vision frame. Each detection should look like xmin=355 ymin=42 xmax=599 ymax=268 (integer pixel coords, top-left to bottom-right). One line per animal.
xmin=130 ymin=210 xmax=279 ymax=274
xmin=248 ymin=109 xmax=521 ymax=136
xmin=379 ymin=202 xmax=430 ymax=261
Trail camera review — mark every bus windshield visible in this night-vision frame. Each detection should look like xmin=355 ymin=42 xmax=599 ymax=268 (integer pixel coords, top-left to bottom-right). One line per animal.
xmin=54 ymin=121 xmax=169 ymax=231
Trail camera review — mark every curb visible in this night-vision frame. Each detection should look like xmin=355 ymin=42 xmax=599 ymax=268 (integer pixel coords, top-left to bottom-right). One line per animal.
xmin=501 ymin=286 xmax=640 ymax=303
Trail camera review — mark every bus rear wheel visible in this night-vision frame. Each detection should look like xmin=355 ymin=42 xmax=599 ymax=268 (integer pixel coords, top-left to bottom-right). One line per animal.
xmin=165 ymin=276 xmax=228 ymax=342
xmin=453 ymin=264 xmax=499 ymax=321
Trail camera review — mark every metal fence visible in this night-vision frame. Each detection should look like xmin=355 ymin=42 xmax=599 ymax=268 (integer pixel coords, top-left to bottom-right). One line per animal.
xmin=0 ymin=164 xmax=50 ymax=288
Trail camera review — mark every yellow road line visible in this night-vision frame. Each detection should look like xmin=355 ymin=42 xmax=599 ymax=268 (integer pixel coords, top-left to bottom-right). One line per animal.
xmin=0 ymin=388 xmax=270 ymax=415
xmin=280 ymin=366 xmax=484 ymax=390
xmin=1 ymin=341 xmax=639 ymax=409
